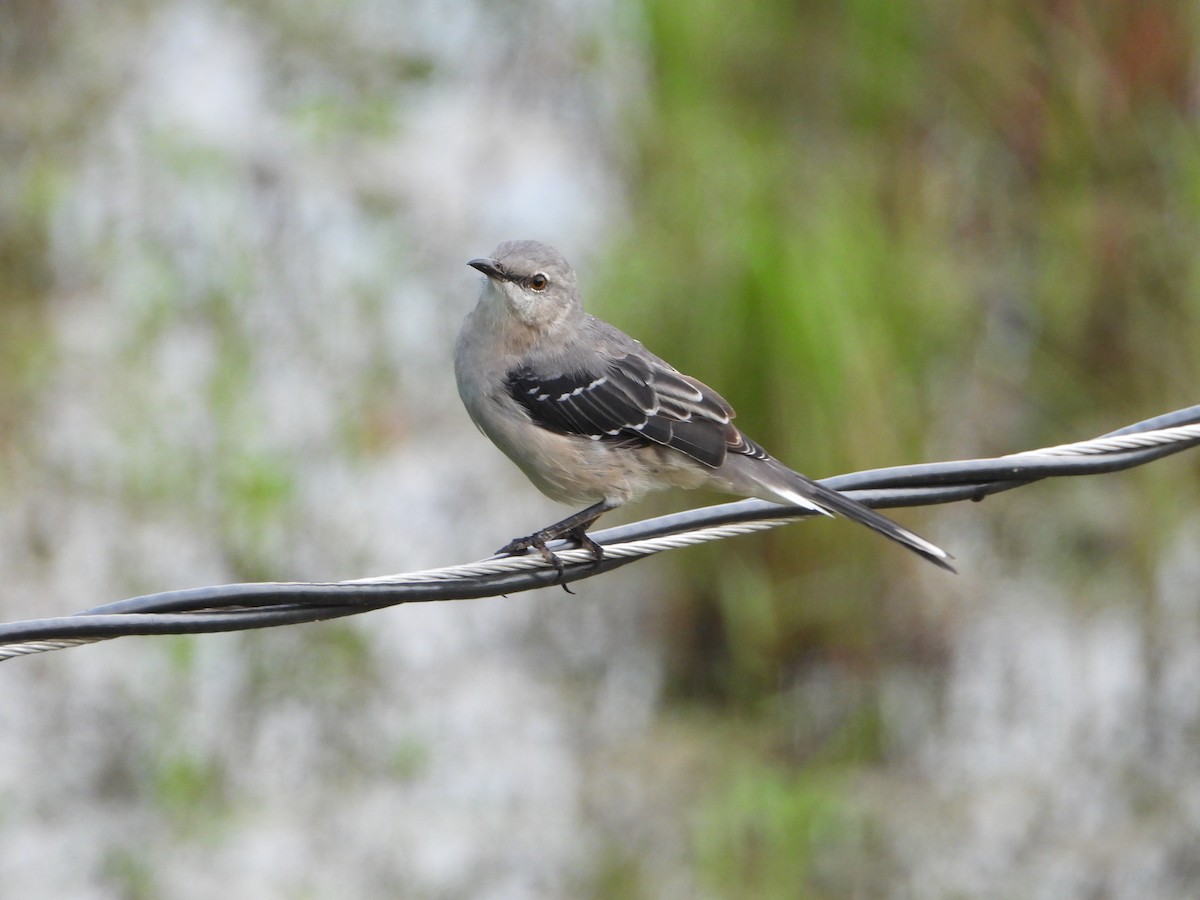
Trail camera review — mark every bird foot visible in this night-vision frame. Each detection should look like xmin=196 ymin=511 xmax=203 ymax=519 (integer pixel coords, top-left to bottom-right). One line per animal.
xmin=496 ymin=526 xmax=605 ymax=592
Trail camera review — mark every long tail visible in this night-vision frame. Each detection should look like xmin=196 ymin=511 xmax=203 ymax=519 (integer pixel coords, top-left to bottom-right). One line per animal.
xmin=754 ymin=459 xmax=955 ymax=572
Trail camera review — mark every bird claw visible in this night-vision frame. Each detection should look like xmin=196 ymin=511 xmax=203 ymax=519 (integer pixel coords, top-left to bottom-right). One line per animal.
xmin=497 ymin=533 xmax=562 ymax=569
xmin=569 ymin=529 xmax=605 ymax=567
xmin=495 ymin=527 xmax=605 ymax=592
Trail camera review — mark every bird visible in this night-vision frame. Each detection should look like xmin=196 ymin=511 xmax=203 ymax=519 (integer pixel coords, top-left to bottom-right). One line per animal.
xmin=454 ymin=239 xmax=953 ymax=575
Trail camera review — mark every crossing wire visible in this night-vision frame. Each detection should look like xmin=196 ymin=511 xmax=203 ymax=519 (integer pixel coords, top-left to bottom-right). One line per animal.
xmin=2 ymin=404 xmax=1198 ymax=662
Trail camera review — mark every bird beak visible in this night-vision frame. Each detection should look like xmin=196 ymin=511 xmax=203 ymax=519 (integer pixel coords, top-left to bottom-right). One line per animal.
xmin=468 ymin=257 xmax=507 ymax=281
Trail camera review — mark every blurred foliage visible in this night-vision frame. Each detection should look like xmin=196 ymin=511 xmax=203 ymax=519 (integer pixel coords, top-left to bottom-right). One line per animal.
xmin=692 ymin=759 xmax=861 ymax=900
xmin=604 ymin=1 xmax=1200 ymax=881
xmin=0 ymin=1 xmax=67 ymax=453
xmin=601 ymin=0 xmax=1200 ymax=702
xmin=1 ymin=1 xmax=1198 ymax=892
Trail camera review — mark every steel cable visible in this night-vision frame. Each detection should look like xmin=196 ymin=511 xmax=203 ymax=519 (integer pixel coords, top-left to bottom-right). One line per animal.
xmin=2 ymin=404 xmax=1198 ymax=661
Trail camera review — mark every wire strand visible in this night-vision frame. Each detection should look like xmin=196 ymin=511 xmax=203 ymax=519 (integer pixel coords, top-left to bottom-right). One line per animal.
xmin=2 ymin=405 xmax=1198 ymax=662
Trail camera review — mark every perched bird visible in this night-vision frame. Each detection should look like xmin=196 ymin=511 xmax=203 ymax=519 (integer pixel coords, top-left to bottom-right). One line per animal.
xmin=455 ymin=240 xmax=953 ymax=573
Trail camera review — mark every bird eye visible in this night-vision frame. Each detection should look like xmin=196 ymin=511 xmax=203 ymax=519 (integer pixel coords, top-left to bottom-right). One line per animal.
xmin=529 ymin=273 xmax=548 ymax=291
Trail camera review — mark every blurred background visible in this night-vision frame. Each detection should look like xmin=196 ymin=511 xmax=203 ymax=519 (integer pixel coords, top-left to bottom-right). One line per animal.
xmin=2 ymin=1 xmax=1199 ymax=897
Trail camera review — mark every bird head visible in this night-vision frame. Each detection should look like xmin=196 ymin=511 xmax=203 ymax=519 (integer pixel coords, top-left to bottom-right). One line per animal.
xmin=468 ymin=240 xmax=582 ymax=331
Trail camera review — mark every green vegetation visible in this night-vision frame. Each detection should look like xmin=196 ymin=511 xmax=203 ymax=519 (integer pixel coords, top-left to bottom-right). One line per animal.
xmin=2 ymin=1 xmax=1197 ymax=894
xmin=605 ymin=0 xmax=1200 ymax=887
xmin=608 ymin=0 xmax=1200 ymax=688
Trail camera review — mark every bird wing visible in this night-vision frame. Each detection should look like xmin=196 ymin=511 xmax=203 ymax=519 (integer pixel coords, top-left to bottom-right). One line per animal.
xmin=505 ymin=349 xmax=769 ymax=469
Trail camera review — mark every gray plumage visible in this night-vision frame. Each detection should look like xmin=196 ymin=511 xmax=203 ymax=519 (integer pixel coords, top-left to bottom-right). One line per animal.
xmin=455 ymin=239 xmax=953 ymax=571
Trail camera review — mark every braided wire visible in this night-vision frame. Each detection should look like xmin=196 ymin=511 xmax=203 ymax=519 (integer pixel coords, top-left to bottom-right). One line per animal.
xmin=2 ymin=406 xmax=1198 ymax=662
xmin=1005 ymin=423 xmax=1200 ymax=458
xmin=350 ymin=516 xmax=789 ymax=584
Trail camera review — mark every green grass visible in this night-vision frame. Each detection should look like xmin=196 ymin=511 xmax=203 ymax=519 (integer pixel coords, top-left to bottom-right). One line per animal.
xmin=601 ymin=0 xmax=1200 ymax=883
xmin=607 ymin=0 xmax=1200 ymax=702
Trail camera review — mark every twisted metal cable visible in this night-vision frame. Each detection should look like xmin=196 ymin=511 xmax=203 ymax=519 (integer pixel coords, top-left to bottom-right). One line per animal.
xmin=2 ymin=404 xmax=1198 ymax=662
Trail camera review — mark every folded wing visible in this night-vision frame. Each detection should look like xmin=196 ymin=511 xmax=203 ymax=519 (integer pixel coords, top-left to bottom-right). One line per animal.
xmin=506 ymin=350 xmax=768 ymax=469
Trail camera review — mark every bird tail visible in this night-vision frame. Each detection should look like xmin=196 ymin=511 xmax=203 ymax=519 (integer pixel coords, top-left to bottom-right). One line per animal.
xmin=743 ymin=458 xmax=955 ymax=572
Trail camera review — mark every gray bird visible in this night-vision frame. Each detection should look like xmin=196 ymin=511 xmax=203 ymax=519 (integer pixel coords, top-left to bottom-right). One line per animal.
xmin=455 ymin=240 xmax=953 ymax=572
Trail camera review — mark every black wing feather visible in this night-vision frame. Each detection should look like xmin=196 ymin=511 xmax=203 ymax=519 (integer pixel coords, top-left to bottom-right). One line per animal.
xmin=505 ymin=351 xmax=755 ymax=470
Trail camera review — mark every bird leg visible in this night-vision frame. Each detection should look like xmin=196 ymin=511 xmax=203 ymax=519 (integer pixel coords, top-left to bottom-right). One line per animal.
xmin=496 ymin=501 xmax=615 ymax=580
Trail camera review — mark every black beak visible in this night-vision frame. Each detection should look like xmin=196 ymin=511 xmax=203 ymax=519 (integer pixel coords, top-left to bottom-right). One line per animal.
xmin=468 ymin=257 xmax=507 ymax=281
